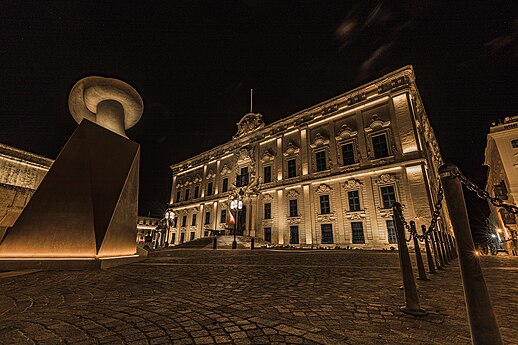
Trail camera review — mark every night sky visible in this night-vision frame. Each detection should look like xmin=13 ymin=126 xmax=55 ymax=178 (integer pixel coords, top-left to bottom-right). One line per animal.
xmin=1 ymin=1 xmax=517 ymax=231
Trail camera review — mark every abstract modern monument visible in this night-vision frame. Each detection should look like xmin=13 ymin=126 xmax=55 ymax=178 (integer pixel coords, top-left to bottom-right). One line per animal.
xmin=0 ymin=77 xmax=143 ymax=269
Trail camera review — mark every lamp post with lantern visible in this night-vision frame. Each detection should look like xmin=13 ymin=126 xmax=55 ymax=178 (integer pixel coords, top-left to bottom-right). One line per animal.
xmin=230 ymin=191 xmax=244 ymax=250
xmin=164 ymin=209 xmax=175 ymax=247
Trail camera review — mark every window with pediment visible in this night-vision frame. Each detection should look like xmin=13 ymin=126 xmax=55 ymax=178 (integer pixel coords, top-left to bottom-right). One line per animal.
xmin=283 ymin=141 xmax=300 ymax=179
xmin=335 ymin=124 xmax=359 ymax=166
xmin=310 ymin=132 xmax=330 ymax=173
xmin=364 ymin=115 xmax=393 ymax=161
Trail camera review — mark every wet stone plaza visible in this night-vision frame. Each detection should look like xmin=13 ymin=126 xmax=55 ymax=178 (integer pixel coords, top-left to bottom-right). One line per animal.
xmin=0 ymin=249 xmax=516 ymax=345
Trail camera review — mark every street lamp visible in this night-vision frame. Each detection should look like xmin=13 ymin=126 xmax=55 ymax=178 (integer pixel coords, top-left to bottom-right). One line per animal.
xmin=165 ymin=209 xmax=175 ymax=247
xmin=230 ymin=195 xmax=243 ymax=249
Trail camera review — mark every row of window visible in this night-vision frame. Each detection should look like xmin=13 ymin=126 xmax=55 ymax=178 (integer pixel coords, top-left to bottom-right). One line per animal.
xmin=263 ymin=220 xmax=397 ymax=245
xmin=178 ymin=185 xmax=396 ymax=229
xmin=175 ymin=133 xmax=391 ymax=203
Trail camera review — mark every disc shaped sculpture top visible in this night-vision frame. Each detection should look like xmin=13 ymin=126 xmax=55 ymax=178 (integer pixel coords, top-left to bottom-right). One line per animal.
xmin=68 ymin=77 xmax=143 ymax=136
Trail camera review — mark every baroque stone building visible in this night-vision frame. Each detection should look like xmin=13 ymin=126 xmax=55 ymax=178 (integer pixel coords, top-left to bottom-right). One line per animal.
xmin=0 ymin=143 xmax=53 ymax=242
xmin=169 ymin=66 xmax=445 ymax=249
xmin=484 ymin=115 xmax=518 ymax=254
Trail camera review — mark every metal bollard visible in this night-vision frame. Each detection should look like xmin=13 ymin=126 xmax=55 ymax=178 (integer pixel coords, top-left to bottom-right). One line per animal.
xmin=411 ymin=221 xmax=429 ymax=281
xmin=422 ymin=225 xmax=436 ymax=274
xmin=434 ymin=230 xmax=447 ymax=267
xmin=251 ymin=237 xmax=255 ymax=250
xmin=439 ymin=163 xmax=503 ymax=345
xmin=439 ymin=230 xmax=450 ymax=264
xmin=429 ymin=229 xmax=444 ymax=270
xmin=392 ymin=203 xmax=427 ymax=315
xmin=212 ymin=236 xmax=217 ymax=250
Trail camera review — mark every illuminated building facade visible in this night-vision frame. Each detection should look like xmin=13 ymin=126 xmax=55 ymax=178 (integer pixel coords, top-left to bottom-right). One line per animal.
xmin=0 ymin=143 xmax=52 ymax=243
xmin=484 ymin=116 xmax=518 ymax=255
xmin=170 ymin=66 xmax=446 ymax=249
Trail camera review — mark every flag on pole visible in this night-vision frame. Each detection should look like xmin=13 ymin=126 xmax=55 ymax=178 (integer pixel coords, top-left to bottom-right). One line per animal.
xmin=226 ymin=210 xmax=235 ymax=225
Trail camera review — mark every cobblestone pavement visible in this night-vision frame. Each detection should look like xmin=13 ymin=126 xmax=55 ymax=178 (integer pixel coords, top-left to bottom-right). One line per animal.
xmin=0 ymin=250 xmax=516 ymax=345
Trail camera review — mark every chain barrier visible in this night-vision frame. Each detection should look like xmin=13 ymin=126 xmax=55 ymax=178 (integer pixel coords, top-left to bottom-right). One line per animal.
xmin=450 ymin=168 xmax=518 ymax=214
xmin=393 ymin=186 xmax=443 ymax=242
xmin=394 ymin=165 xmax=518 ymax=243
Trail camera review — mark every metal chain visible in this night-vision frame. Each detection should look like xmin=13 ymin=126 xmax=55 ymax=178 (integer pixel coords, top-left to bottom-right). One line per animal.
xmin=450 ymin=168 xmax=518 ymax=214
xmin=393 ymin=186 xmax=444 ymax=242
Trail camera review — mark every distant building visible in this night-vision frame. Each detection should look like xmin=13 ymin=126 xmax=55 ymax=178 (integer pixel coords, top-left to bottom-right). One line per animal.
xmin=484 ymin=116 xmax=518 ymax=255
xmin=0 ymin=143 xmax=53 ymax=242
xmin=170 ymin=66 xmax=447 ymax=249
xmin=0 ymin=142 xmax=150 ymax=244
xmin=136 ymin=216 xmax=161 ymax=247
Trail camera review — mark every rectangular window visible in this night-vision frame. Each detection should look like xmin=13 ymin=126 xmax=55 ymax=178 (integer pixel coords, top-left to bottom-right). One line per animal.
xmin=194 ymin=186 xmax=199 ymax=199
xmin=348 ymin=190 xmax=361 ymax=211
xmin=220 ymin=209 xmax=227 ymax=224
xmin=180 ymin=232 xmax=185 ymax=243
xmin=264 ymin=203 xmax=272 ymax=219
xmin=381 ymin=185 xmax=396 ymax=209
xmin=176 ymin=191 xmax=181 ymax=203
xmin=264 ymin=227 xmax=272 ymax=242
xmin=290 ymin=226 xmax=299 ymax=244
xmin=321 ymin=224 xmax=333 ymax=244
xmin=191 ymin=214 xmax=197 ymax=226
xmin=171 ymin=233 xmax=176 ymax=244
xmin=386 ymin=220 xmax=397 ymax=244
xmin=190 ymin=232 xmax=195 ymax=241
xmin=184 ymin=188 xmax=190 ymax=201
xmin=204 ymin=212 xmax=210 ymax=225
xmin=207 ymin=182 xmax=213 ymax=196
xmin=181 ymin=215 xmax=187 ymax=227
xmin=372 ymin=133 xmax=389 ymax=159
xmin=237 ymin=167 xmax=249 ymax=187
xmin=287 ymin=159 xmax=297 ymax=178
xmin=264 ymin=165 xmax=272 ymax=183
xmin=342 ymin=143 xmax=355 ymax=165
xmin=315 ymin=150 xmax=327 ymax=172
xmin=352 ymin=222 xmax=365 ymax=244
xmin=222 ymin=178 xmax=228 ymax=193
xmin=512 ymin=139 xmax=518 ymax=148
xmin=319 ymin=195 xmax=330 ymax=214
xmin=289 ymin=199 xmax=298 ymax=217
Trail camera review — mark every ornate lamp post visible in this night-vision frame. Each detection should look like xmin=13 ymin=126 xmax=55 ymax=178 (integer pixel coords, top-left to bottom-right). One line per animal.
xmin=165 ymin=209 xmax=175 ymax=247
xmin=230 ymin=193 xmax=243 ymax=249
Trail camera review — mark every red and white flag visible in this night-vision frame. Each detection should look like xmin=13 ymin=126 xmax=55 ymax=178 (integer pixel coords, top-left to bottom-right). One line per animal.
xmin=226 ymin=211 xmax=235 ymax=225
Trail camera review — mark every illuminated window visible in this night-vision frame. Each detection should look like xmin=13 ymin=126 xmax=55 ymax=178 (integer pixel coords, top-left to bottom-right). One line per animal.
xmin=348 ymin=190 xmax=360 ymax=211
xmin=352 ymin=222 xmax=365 ymax=244
xmin=264 ymin=165 xmax=272 ymax=183
xmin=289 ymin=199 xmax=298 ymax=217
xmin=264 ymin=227 xmax=272 ymax=242
xmin=290 ymin=226 xmax=299 ymax=244
xmin=315 ymin=150 xmax=327 ymax=172
xmin=342 ymin=142 xmax=355 ymax=165
xmin=372 ymin=133 xmax=389 ymax=158
xmin=236 ymin=167 xmax=249 ymax=187
xmin=321 ymin=224 xmax=333 ymax=244
xmin=222 ymin=178 xmax=228 ymax=193
xmin=381 ymin=185 xmax=396 ymax=209
xmin=287 ymin=159 xmax=297 ymax=178
xmin=320 ymin=195 xmax=330 ymax=214
xmin=264 ymin=203 xmax=271 ymax=219
xmin=387 ymin=220 xmax=397 ymax=244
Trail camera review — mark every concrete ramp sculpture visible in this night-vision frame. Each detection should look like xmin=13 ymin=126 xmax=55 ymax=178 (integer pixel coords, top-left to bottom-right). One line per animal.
xmin=0 ymin=77 xmax=144 ymax=269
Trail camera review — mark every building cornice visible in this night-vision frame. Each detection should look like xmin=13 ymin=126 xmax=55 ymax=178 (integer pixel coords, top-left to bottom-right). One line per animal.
xmin=171 ymin=65 xmax=417 ymax=175
xmin=0 ymin=143 xmax=54 ymax=168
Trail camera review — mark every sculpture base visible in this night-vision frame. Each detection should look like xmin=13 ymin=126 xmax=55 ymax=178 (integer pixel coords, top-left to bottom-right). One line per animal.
xmin=0 ymin=254 xmax=145 ymax=270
